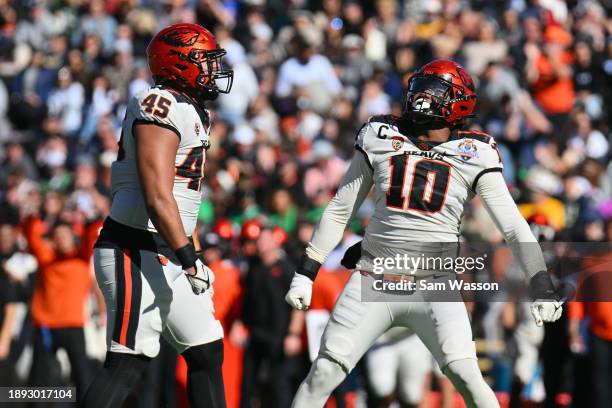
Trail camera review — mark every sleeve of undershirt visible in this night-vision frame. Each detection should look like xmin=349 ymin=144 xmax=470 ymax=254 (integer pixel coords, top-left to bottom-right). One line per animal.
xmin=475 ymin=170 xmax=547 ymax=279
xmin=305 ymin=152 xmax=374 ymax=263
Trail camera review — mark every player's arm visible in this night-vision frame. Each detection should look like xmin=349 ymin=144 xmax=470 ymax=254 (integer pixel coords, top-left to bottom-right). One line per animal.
xmin=22 ymin=216 xmax=55 ymax=267
xmin=134 ymin=123 xmax=189 ymax=252
xmin=475 ymin=170 xmax=562 ymax=326
xmin=306 ymin=153 xmax=373 ymax=264
xmin=134 ymin=123 xmax=213 ymax=294
xmin=286 ymin=152 xmax=373 ymax=310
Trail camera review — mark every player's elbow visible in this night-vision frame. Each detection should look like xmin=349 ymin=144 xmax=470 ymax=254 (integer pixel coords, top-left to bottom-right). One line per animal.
xmin=503 ymin=225 xmax=538 ymax=246
xmin=143 ymin=192 xmax=174 ymax=219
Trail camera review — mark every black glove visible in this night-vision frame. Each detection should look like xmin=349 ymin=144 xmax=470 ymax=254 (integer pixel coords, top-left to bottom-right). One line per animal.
xmin=528 ymin=271 xmax=561 ymax=301
xmin=341 ymin=241 xmax=362 ymax=269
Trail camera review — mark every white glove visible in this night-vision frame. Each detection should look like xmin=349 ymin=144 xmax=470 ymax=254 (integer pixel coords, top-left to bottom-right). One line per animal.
xmin=285 ymin=272 xmax=313 ymax=310
xmin=185 ymin=259 xmax=214 ymax=295
xmin=530 ymin=300 xmax=563 ymax=327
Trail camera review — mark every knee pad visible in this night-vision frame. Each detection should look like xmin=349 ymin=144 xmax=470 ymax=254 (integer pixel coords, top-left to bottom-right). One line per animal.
xmin=306 ymin=356 xmax=346 ymax=394
xmin=443 ymin=359 xmax=499 ymax=408
xmin=182 ymin=339 xmax=224 ymax=371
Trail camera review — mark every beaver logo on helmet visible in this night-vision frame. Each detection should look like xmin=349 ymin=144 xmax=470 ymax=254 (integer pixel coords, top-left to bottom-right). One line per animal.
xmin=456 ymin=66 xmax=475 ymax=92
xmin=161 ymin=29 xmax=200 ymax=47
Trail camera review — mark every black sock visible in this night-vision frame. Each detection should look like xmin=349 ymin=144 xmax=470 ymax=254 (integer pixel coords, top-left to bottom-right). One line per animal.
xmin=81 ymin=351 xmax=150 ymax=408
xmin=182 ymin=339 xmax=226 ymax=408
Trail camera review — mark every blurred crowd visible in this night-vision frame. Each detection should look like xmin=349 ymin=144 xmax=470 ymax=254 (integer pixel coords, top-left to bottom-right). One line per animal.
xmin=0 ymin=0 xmax=611 ymax=407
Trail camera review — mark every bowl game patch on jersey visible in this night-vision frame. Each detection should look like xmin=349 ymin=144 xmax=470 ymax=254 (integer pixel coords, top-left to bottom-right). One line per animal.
xmin=454 ymin=139 xmax=479 ymax=161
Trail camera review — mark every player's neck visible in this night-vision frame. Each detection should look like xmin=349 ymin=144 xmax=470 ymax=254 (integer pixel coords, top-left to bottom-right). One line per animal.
xmin=415 ymin=128 xmax=451 ymax=143
xmin=399 ymin=117 xmax=452 ymax=143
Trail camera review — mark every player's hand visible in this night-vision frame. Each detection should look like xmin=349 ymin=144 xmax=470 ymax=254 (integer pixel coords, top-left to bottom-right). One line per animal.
xmin=185 ymin=259 xmax=214 ymax=295
xmin=285 ymin=272 xmax=313 ymax=310
xmin=530 ymin=300 xmax=563 ymax=327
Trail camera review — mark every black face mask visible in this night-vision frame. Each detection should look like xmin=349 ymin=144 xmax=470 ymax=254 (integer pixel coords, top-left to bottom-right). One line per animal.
xmin=403 ymin=75 xmax=453 ymax=126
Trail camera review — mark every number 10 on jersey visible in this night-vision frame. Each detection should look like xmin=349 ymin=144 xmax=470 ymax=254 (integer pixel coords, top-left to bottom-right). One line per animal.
xmin=386 ymin=154 xmax=451 ymax=213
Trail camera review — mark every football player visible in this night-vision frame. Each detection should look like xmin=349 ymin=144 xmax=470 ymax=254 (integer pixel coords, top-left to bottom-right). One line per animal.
xmin=285 ymin=60 xmax=563 ymax=408
xmin=82 ymin=24 xmax=233 ymax=408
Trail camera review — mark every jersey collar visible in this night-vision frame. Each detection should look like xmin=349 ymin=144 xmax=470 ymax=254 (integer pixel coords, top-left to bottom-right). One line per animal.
xmin=398 ymin=119 xmax=460 ymax=151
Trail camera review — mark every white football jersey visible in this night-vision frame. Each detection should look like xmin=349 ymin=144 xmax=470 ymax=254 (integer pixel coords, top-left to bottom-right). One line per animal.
xmin=109 ymin=85 xmax=211 ymax=236
xmin=356 ymin=115 xmax=503 ymax=258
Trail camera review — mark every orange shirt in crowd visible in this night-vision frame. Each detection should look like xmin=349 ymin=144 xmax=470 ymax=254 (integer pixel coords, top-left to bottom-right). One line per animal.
xmin=567 ymin=250 xmax=612 ymax=341
xmin=568 ymin=302 xmax=612 ymax=341
xmin=210 ymin=259 xmax=243 ymax=326
xmin=532 ymin=51 xmax=575 ymax=114
xmin=307 ymin=268 xmax=351 ymax=352
xmin=23 ymin=217 xmax=99 ymax=329
xmin=309 ymin=268 xmax=348 ymax=311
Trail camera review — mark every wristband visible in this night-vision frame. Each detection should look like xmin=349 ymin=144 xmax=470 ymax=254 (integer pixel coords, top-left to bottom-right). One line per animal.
xmin=175 ymin=243 xmax=197 ymax=269
xmin=297 ymin=254 xmax=321 ymax=281
xmin=529 ymin=271 xmax=560 ymax=301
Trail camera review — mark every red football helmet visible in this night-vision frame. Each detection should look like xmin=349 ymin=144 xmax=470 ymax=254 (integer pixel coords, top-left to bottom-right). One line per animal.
xmin=403 ymin=60 xmax=476 ymax=127
xmin=241 ymin=219 xmax=262 ymax=241
xmin=147 ymin=23 xmax=233 ymax=100
xmin=213 ymin=217 xmax=234 ymax=241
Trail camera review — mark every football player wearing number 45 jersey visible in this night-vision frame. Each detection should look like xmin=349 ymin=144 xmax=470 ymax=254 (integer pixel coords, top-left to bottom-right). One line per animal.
xmin=286 ymin=60 xmax=563 ymax=408
xmin=83 ymin=24 xmax=233 ymax=408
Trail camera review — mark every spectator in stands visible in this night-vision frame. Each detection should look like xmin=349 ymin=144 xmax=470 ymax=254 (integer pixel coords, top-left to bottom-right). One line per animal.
xmin=525 ymin=25 xmax=575 ymax=144
xmin=275 ymin=34 xmax=342 ymax=114
xmin=201 ymin=228 xmax=243 ymax=408
xmin=241 ymin=228 xmax=295 ymax=408
xmin=9 ymin=50 xmax=55 ymax=130
xmin=568 ymin=220 xmax=612 ymax=408
xmin=47 ymin=67 xmax=85 ymax=136
xmin=463 ymin=18 xmax=508 ymax=77
xmin=303 ymin=140 xmax=346 ymax=200
xmin=0 ymin=222 xmax=20 ymax=386
xmin=23 ymin=216 xmax=100 ymax=400
xmin=72 ymin=0 xmax=117 ymax=53
xmin=217 ymin=31 xmax=259 ymax=125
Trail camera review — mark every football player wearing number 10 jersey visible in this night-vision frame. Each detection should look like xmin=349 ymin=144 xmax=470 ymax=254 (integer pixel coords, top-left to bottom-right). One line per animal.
xmin=82 ymin=24 xmax=233 ymax=408
xmin=285 ymin=60 xmax=563 ymax=408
